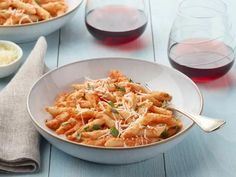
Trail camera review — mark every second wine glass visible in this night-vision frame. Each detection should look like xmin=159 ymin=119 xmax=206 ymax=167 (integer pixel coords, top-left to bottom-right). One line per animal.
xmin=85 ymin=0 xmax=148 ymax=44
xmin=168 ymin=0 xmax=235 ymax=82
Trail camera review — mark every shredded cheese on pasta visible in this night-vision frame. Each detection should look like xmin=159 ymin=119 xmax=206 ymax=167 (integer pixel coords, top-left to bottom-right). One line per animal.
xmin=45 ymin=70 xmax=182 ymax=147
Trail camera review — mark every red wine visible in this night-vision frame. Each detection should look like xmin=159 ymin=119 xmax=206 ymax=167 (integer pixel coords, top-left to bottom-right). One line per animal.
xmin=168 ymin=39 xmax=235 ymax=82
xmin=85 ymin=5 xmax=148 ymax=44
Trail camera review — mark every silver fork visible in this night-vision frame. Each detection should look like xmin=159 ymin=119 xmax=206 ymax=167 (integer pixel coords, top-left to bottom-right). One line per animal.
xmin=144 ymin=83 xmax=226 ymax=133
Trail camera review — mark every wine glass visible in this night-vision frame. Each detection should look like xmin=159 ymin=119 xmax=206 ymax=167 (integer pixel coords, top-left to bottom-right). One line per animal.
xmin=168 ymin=0 xmax=235 ymax=82
xmin=85 ymin=0 xmax=148 ymax=44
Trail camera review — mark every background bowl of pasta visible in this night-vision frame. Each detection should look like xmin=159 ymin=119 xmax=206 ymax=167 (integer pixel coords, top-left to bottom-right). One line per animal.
xmin=0 ymin=0 xmax=83 ymax=43
xmin=27 ymin=57 xmax=203 ymax=164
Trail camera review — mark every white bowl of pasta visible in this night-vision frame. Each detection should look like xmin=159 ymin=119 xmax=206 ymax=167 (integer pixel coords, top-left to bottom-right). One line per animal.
xmin=27 ymin=58 xmax=203 ymax=164
xmin=0 ymin=0 xmax=83 ymax=43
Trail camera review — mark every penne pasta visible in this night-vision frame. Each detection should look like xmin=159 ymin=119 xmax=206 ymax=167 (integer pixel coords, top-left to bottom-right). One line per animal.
xmin=0 ymin=0 xmax=67 ymax=25
xmin=45 ymin=70 xmax=182 ymax=147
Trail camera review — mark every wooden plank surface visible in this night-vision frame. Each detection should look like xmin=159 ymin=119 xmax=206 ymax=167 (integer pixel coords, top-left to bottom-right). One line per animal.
xmin=150 ymin=0 xmax=236 ymax=177
xmin=49 ymin=1 xmax=166 ymax=177
xmin=50 ymin=148 xmax=165 ymax=177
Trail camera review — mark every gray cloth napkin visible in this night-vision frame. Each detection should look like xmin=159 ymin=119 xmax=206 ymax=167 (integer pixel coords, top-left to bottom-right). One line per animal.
xmin=0 ymin=37 xmax=47 ymax=173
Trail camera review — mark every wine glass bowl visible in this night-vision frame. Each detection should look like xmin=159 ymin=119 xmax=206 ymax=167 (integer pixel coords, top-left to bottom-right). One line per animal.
xmin=85 ymin=0 xmax=148 ymax=44
xmin=168 ymin=0 xmax=235 ymax=82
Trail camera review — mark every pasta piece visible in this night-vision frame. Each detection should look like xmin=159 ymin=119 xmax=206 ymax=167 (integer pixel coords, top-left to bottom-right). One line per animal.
xmin=0 ymin=1 xmax=11 ymax=9
xmin=109 ymin=70 xmax=129 ymax=82
xmin=85 ymin=92 xmax=99 ymax=108
xmin=31 ymin=0 xmax=51 ymax=20
xmin=139 ymin=94 xmax=162 ymax=107
xmin=56 ymin=118 xmax=77 ymax=134
xmin=12 ymin=0 xmax=36 ymax=15
xmin=82 ymin=138 xmax=107 ymax=146
xmin=65 ymin=121 xmax=83 ymax=136
xmin=96 ymin=112 xmax=115 ymax=128
xmin=150 ymin=91 xmax=172 ymax=101
xmin=78 ymin=100 xmax=92 ymax=108
xmin=45 ymin=118 xmax=61 ymax=130
xmin=127 ymin=82 xmax=150 ymax=93
xmin=142 ymin=113 xmax=178 ymax=127
xmin=41 ymin=2 xmax=67 ymax=17
xmin=45 ymin=106 xmax=72 ymax=116
xmin=149 ymin=105 xmax=173 ymax=115
xmin=75 ymin=109 xmax=96 ymax=121
xmin=66 ymin=90 xmax=84 ymax=101
xmin=82 ymin=129 xmax=110 ymax=140
xmin=105 ymin=138 xmax=124 ymax=147
xmin=78 ymin=118 xmax=106 ymax=132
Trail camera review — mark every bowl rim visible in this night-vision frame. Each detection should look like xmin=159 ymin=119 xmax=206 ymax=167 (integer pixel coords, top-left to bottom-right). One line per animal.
xmin=0 ymin=40 xmax=23 ymax=67
xmin=0 ymin=0 xmax=83 ymax=28
xmin=27 ymin=57 xmax=204 ymax=150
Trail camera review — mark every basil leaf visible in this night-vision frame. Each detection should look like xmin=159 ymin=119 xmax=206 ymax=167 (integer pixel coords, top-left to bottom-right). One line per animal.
xmin=110 ymin=127 xmax=119 ymax=137
xmin=76 ymin=133 xmax=81 ymax=140
xmin=107 ymin=101 xmax=115 ymax=108
xmin=92 ymin=124 xmax=101 ymax=130
xmin=160 ymin=129 xmax=169 ymax=138
xmin=84 ymin=126 xmax=89 ymax=132
xmin=114 ymin=84 xmax=126 ymax=92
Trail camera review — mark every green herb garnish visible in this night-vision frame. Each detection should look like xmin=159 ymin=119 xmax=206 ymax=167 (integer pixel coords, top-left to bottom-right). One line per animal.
xmin=61 ymin=122 xmax=69 ymax=126
xmin=76 ymin=133 xmax=81 ymax=140
xmin=129 ymin=78 xmax=134 ymax=83
xmin=107 ymin=101 xmax=115 ymax=108
xmin=114 ymin=84 xmax=126 ymax=92
xmin=84 ymin=126 xmax=90 ymax=132
xmin=160 ymin=129 xmax=169 ymax=138
xmin=92 ymin=124 xmax=101 ymax=130
xmin=110 ymin=127 xmax=119 ymax=137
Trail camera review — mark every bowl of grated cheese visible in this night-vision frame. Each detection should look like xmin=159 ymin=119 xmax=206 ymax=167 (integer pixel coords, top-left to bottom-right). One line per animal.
xmin=0 ymin=40 xmax=23 ymax=78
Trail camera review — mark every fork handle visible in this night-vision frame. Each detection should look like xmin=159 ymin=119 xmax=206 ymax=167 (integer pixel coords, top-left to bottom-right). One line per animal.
xmin=169 ymin=106 xmax=226 ymax=132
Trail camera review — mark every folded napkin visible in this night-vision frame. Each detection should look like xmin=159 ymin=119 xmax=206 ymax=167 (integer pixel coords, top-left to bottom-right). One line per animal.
xmin=0 ymin=37 xmax=47 ymax=173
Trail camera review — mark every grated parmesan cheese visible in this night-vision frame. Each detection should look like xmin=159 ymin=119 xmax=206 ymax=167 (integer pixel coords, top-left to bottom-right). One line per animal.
xmin=0 ymin=43 xmax=19 ymax=65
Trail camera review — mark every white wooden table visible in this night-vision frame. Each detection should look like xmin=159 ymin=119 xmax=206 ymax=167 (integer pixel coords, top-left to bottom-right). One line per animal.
xmin=1 ymin=0 xmax=236 ymax=176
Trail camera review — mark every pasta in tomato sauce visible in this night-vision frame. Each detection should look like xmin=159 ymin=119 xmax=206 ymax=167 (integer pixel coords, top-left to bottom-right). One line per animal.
xmin=45 ymin=70 xmax=182 ymax=147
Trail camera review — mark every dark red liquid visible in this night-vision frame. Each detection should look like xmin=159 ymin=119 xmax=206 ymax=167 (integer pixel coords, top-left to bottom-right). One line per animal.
xmin=85 ymin=5 xmax=147 ymax=44
xmin=168 ymin=39 xmax=235 ymax=82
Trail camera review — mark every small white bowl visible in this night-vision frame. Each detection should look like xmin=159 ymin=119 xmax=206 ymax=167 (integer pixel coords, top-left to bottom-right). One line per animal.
xmin=0 ymin=40 xmax=23 ymax=78
xmin=0 ymin=0 xmax=83 ymax=43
